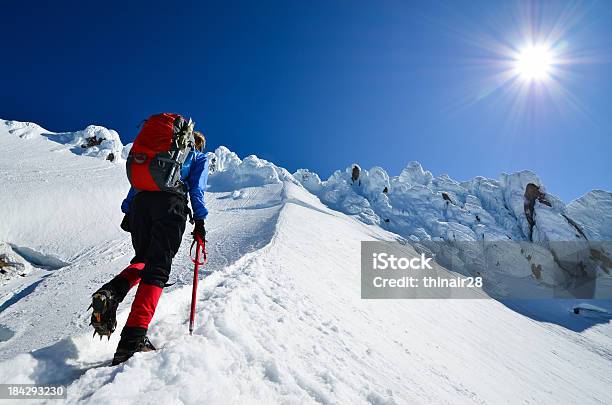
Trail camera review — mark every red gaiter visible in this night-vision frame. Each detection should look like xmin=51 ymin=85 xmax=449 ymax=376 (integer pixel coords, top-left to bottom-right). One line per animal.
xmin=125 ymin=283 xmax=163 ymax=329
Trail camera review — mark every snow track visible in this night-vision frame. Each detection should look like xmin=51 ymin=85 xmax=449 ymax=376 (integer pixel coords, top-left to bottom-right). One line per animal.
xmin=0 ymin=183 xmax=292 ymax=402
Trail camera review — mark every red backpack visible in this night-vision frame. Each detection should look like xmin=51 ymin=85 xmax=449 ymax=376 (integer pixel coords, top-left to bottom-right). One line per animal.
xmin=127 ymin=113 xmax=195 ymax=193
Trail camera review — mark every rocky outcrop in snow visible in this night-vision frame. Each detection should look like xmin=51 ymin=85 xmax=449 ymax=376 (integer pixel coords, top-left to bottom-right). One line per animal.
xmin=0 ymin=243 xmax=32 ymax=282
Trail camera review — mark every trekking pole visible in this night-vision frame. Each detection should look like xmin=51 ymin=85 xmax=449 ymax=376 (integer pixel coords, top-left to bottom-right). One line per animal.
xmin=189 ymin=236 xmax=207 ymax=335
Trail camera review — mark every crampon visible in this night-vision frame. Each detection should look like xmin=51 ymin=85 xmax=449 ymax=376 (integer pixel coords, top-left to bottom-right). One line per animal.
xmin=88 ymin=289 xmax=119 ymax=340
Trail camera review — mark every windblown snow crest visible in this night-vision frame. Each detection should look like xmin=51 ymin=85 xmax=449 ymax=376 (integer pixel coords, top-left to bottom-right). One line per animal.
xmin=3 ymin=119 xmax=127 ymax=162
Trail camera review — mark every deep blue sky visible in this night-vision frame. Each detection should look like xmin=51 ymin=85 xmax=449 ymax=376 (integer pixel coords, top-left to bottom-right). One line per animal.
xmin=2 ymin=0 xmax=611 ymax=201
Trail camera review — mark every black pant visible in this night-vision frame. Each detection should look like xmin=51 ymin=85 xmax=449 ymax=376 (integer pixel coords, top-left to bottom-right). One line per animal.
xmin=128 ymin=191 xmax=188 ymax=288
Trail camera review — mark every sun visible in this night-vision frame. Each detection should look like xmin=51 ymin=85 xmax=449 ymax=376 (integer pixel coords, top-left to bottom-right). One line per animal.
xmin=514 ymin=44 xmax=555 ymax=82
xmin=447 ymin=1 xmax=602 ymax=127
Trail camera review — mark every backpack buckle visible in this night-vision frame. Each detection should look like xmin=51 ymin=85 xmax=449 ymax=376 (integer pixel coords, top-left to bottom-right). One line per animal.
xmin=133 ymin=153 xmax=147 ymax=164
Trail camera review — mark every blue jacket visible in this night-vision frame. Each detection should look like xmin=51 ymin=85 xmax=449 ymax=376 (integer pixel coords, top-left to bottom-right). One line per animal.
xmin=121 ymin=150 xmax=210 ymax=220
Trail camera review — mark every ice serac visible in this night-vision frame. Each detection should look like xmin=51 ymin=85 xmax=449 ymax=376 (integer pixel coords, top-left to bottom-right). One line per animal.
xmin=207 ymin=146 xmax=299 ymax=191
xmin=294 ymin=164 xmax=572 ymax=243
xmin=567 ymin=190 xmax=612 ymax=240
xmin=294 ymin=162 xmax=611 ymax=294
xmin=399 ymin=161 xmax=433 ymax=186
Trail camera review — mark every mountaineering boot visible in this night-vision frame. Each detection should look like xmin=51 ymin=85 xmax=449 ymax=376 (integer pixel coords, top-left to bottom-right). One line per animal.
xmin=89 ymin=288 xmax=119 ymax=339
xmin=110 ymin=281 xmax=163 ymax=365
xmin=111 ymin=330 xmax=156 ymax=365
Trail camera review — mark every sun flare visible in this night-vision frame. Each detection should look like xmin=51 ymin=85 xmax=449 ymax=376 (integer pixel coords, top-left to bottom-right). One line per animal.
xmin=514 ymin=44 xmax=554 ymax=82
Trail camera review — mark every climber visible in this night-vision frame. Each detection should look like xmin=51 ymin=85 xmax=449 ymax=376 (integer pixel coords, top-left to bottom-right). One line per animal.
xmin=89 ymin=114 xmax=209 ymax=365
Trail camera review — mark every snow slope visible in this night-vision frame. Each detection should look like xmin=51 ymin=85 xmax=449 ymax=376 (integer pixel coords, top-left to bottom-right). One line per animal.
xmin=0 ymin=119 xmax=611 ymax=404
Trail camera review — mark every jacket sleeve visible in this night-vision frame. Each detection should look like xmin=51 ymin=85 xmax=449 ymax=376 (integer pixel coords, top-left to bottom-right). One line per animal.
xmin=121 ymin=187 xmax=137 ymax=214
xmin=188 ymin=153 xmax=210 ymax=220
